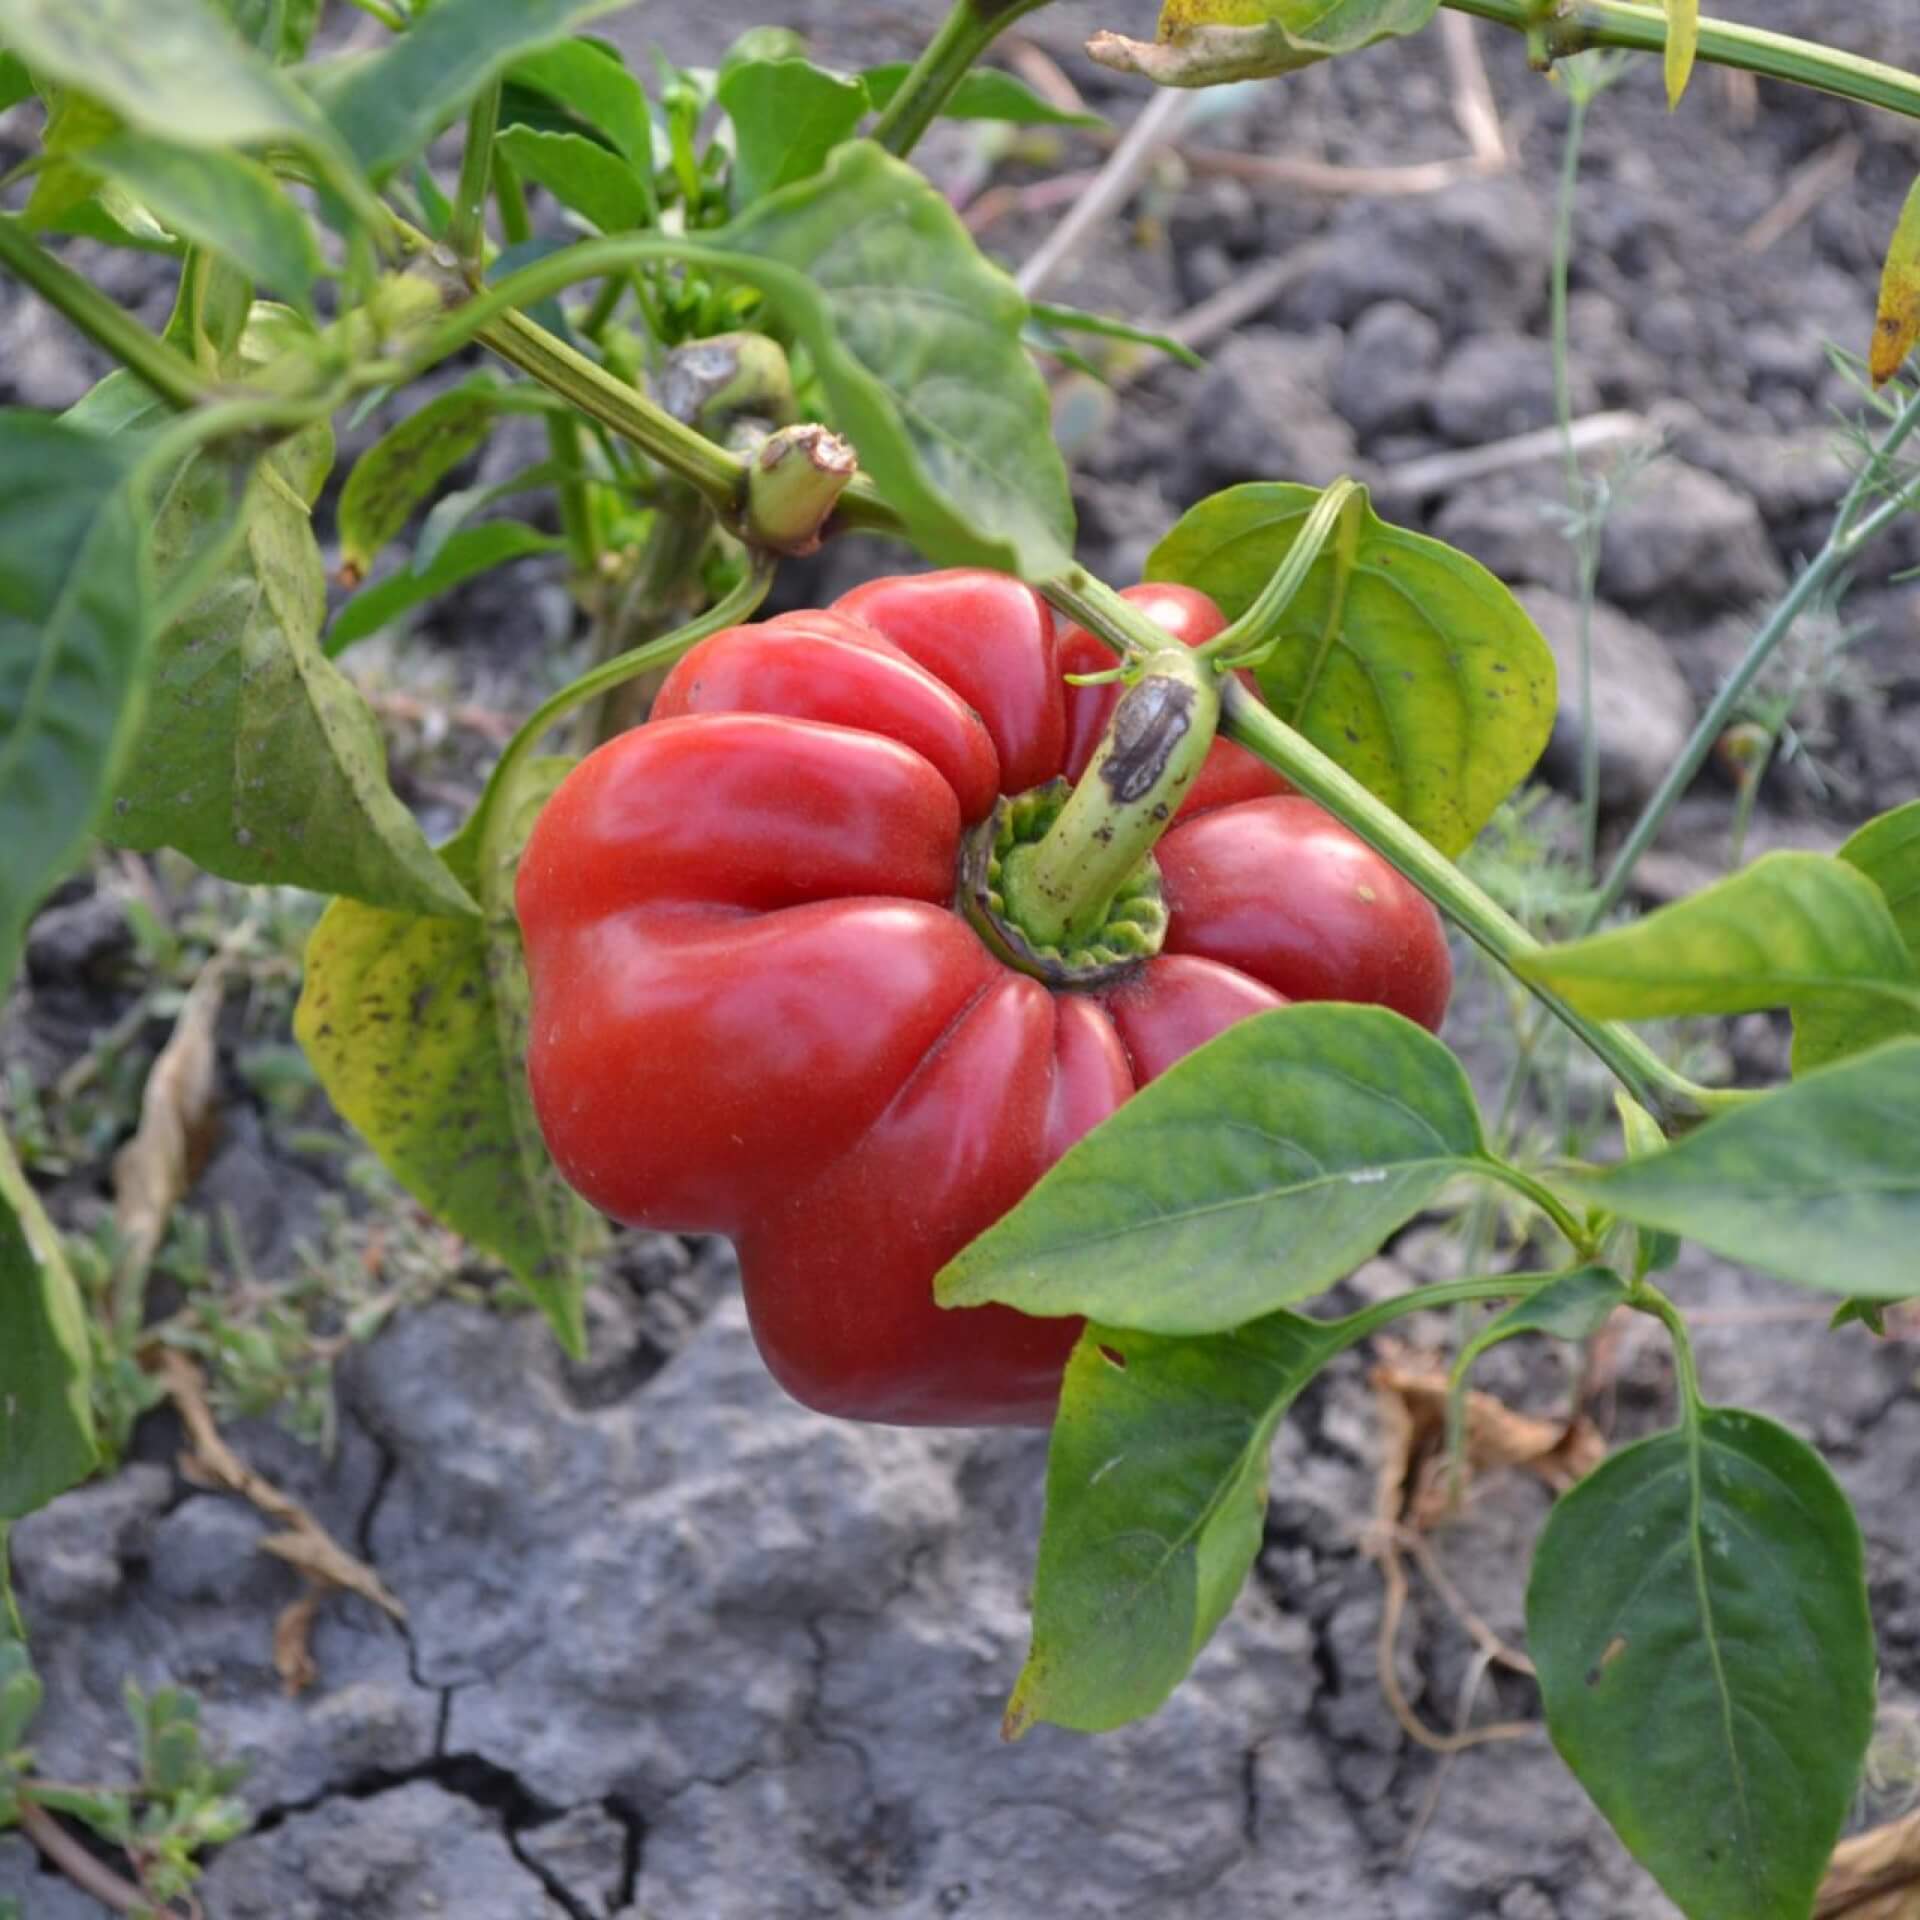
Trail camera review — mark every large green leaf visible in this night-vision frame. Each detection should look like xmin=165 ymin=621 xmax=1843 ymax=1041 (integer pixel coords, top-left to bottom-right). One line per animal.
xmin=495 ymin=125 xmax=654 ymax=236
xmin=0 ymin=415 xmax=148 ymax=992
xmin=1529 ymin=1410 xmax=1873 ymax=1920
xmin=1088 ymin=0 xmax=1441 ymax=85
xmin=337 ymin=377 xmax=505 ymax=578
xmin=324 ymin=0 xmax=634 ymax=177
xmin=295 ymin=756 xmax=598 ymax=1354
xmin=0 ymin=1134 xmax=98 ymax=1519
xmin=1840 ymin=799 xmax=1920 ymax=953
xmin=1148 ymin=483 xmax=1554 ymax=855
xmin=937 ymin=1005 xmax=1489 ymax=1333
xmin=86 ymin=133 xmax=321 ymax=310
xmin=717 ymin=56 xmax=867 ymax=209
xmin=0 ymin=0 xmax=371 ymax=217
xmin=1013 ymin=1310 xmax=1341 ymax=1735
xmin=328 ymin=523 xmax=562 ymax=655
xmin=1563 ymin=1040 xmax=1920 ymax=1299
xmin=96 ymin=314 xmax=475 ymax=918
xmin=0 ymin=0 xmax=318 ymax=144
xmin=716 ymin=140 xmax=1074 ymax=580
xmin=1514 ymin=852 xmax=1920 ymax=1073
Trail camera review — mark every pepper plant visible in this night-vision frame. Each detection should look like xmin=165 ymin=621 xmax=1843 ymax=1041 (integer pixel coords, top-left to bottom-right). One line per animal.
xmin=1 ymin=1 xmax=1919 ymax=1916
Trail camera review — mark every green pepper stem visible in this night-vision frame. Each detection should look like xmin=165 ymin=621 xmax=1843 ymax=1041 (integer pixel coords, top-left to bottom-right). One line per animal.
xmin=870 ymin=0 xmax=1062 ymax=159
xmin=1008 ymin=645 xmax=1221 ymax=949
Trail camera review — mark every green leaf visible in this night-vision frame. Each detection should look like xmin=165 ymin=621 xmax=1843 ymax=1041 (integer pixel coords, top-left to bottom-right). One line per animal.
xmin=496 ymin=124 xmax=654 ymax=235
xmin=717 ymin=56 xmax=868 ymax=208
xmin=1562 ymin=1040 xmax=1920 ymax=1300
xmin=1830 ymin=1296 xmax=1898 ymax=1336
xmin=99 ymin=312 xmax=476 ymax=919
xmin=1663 ymin=0 xmax=1699 ymax=107
xmin=1147 ymin=482 xmax=1556 ymax=855
xmin=0 ymin=414 xmax=149 ymax=992
xmin=222 ymin=0 xmax=321 ymax=61
xmin=508 ymin=38 xmax=658 ymax=166
xmin=714 ymin=140 xmax=1074 ymax=579
xmin=861 ymin=62 xmax=1104 ymax=128
xmin=86 ymin=134 xmax=321 ymax=310
xmin=937 ymin=1005 xmax=1488 ymax=1333
xmin=1874 ymin=173 xmax=1920 ymax=386
xmin=0 ymin=0 xmax=372 ymax=219
xmin=338 ymin=377 xmax=503 ymax=577
xmin=1087 ymin=0 xmax=1441 ymax=85
xmin=1012 ymin=1310 xmax=1343 ymax=1735
xmin=1528 ymin=1409 xmax=1873 ymax=1920
xmin=0 ymin=51 xmax=33 ymax=112
xmin=1511 ymin=852 xmax=1920 ymax=1073
xmin=327 ymin=522 xmax=562 ymax=655
xmin=324 ymin=0 xmax=633 ymax=177
xmin=0 ymin=1134 xmax=98 ymax=1518
xmin=1839 ymin=799 xmax=1920 ymax=954
xmin=0 ymin=1639 xmax=43 ymax=1754
xmin=295 ymin=757 xmax=601 ymax=1354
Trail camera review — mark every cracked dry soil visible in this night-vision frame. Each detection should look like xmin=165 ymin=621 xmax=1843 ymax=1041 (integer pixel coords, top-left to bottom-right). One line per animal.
xmin=7 ymin=0 xmax=1920 ymax=1913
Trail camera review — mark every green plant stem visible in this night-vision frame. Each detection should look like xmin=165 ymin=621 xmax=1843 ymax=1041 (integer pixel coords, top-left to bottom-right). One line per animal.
xmin=871 ymin=0 xmax=1060 ymax=158
xmin=1443 ymin=0 xmax=1920 ymax=121
xmin=488 ymin=554 xmax=776 ymax=809
xmin=488 ymin=149 xmax=598 ymax=577
xmin=1482 ymin=1158 xmax=1595 ymax=1256
xmin=342 ymin=0 xmax=406 ymax=26
xmin=1585 ymin=422 xmax=1920 ymax=927
xmin=1198 ymin=478 xmax=1361 ymax=667
xmin=0 ymin=219 xmax=211 ymax=412
xmin=1548 ymin=83 xmax=1605 ymax=879
xmin=1220 ymin=678 xmax=1725 ymax=1128
xmin=450 ymin=82 xmax=500 ymax=268
xmin=1326 ymin=1269 xmax=1561 ymax=1346
xmin=475 ymin=305 xmax=747 ymax=524
xmin=1634 ymin=1280 xmax=1706 ymax=1417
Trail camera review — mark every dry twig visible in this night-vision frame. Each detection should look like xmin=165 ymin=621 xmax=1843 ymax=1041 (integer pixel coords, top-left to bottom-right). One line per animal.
xmin=1742 ymin=135 xmax=1859 ymax=254
xmin=156 ymin=1349 xmax=406 ymax=1694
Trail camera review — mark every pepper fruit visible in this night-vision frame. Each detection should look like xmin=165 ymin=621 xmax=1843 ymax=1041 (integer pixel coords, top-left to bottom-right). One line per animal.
xmin=516 ymin=570 xmax=1451 ymax=1428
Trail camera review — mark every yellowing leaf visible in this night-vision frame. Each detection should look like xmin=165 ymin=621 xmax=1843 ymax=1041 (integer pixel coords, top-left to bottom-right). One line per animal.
xmin=1873 ymin=173 xmax=1920 ymax=387
xmin=1089 ymin=0 xmax=1439 ymax=86
xmin=1663 ymin=0 xmax=1698 ymax=107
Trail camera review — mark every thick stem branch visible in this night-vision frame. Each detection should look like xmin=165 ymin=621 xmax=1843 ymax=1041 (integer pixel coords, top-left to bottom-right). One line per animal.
xmin=1216 ymin=679 xmax=1725 ymax=1129
xmin=476 ymin=306 xmax=747 ymax=523
xmin=872 ymin=0 xmax=1060 ymax=159
xmin=0 ymin=219 xmax=211 ymax=412
xmin=1444 ymin=0 xmax=1920 ymax=122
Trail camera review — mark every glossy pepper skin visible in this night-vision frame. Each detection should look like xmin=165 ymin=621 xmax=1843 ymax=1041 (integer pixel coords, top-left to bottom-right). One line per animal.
xmin=517 ymin=571 xmax=1451 ymax=1428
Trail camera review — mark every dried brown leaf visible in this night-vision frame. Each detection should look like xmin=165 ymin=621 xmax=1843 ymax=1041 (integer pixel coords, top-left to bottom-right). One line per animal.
xmin=1371 ymin=1354 xmax=1605 ymax=1530
xmin=112 ymin=949 xmax=232 ymax=1287
xmin=273 ymin=1588 xmax=323 ymax=1697
xmin=1820 ymin=1808 xmax=1920 ymax=1917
